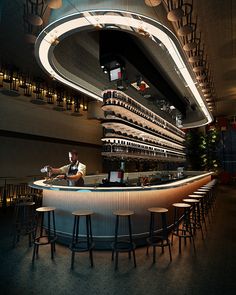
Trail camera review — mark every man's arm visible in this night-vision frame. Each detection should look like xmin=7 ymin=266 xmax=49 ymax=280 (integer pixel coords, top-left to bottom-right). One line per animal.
xmin=50 ymin=167 xmax=62 ymax=175
xmin=66 ymin=172 xmax=83 ymax=181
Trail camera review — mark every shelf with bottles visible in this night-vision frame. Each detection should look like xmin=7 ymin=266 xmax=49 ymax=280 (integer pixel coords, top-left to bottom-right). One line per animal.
xmin=102 ymin=90 xmax=185 ymax=138
xmin=102 ymin=135 xmax=185 ymax=155
xmin=102 ymin=151 xmax=185 ymax=163
xmin=102 ymin=104 xmax=184 ymax=144
xmin=104 ymin=131 xmax=185 ymax=152
xmin=102 ymin=119 xmax=185 ymax=147
xmin=101 ymin=138 xmax=185 ymax=162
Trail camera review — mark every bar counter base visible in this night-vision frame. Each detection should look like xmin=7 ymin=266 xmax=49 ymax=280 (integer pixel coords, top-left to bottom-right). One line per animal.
xmin=30 ymin=172 xmax=212 ymax=249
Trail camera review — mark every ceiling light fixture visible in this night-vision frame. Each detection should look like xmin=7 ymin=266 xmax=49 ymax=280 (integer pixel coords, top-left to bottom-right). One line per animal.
xmin=35 ymin=10 xmax=213 ymax=126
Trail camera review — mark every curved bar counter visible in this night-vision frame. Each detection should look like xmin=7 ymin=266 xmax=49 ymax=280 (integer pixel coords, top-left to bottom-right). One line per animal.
xmin=30 ymin=172 xmax=212 ymax=249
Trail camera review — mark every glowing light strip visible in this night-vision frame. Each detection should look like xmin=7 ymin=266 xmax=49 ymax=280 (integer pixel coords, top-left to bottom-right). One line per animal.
xmin=36 ymin=10 xmax=213 ymax=125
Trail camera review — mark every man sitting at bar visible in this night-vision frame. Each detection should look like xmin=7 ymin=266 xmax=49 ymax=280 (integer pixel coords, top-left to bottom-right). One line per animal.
xmin=46 ymin=149 xmax=86 ymax=186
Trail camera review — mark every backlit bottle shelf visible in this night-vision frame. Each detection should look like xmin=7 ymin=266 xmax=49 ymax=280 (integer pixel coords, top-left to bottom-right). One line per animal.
xmin=101 ymin=90 xmax=186 ymax=163
xmin=102 ymin=90 xmax=185 ymax=139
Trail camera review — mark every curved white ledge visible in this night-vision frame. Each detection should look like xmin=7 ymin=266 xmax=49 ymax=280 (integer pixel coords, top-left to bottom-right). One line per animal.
xmin=30 ymin=172 xmax=212 ymax=192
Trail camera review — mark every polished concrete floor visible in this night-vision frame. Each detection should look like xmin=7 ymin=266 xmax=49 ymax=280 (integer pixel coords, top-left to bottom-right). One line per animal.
xmin=0 ymin=184 xmax=236 ymax=295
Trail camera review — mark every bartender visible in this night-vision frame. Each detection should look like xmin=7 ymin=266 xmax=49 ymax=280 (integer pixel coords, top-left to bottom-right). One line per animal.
xmin=46 ymin=149 xmax=86 ymax=186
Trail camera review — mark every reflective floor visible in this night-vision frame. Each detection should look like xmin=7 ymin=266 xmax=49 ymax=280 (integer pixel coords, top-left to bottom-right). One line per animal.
xmin=0 ymin=184 xmax=236 ymax=295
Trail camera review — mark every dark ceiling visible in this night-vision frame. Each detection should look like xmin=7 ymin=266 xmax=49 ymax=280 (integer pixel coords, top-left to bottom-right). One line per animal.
xmin=0 ymin=0 xmax=236 ymax=120
xmin=99 ymin=30 xmax=187 ymax=116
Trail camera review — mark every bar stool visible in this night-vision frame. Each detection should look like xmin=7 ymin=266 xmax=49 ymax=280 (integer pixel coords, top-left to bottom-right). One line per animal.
xmin=188 ymin=194 xmax=207 ymax=231
xmin=13 ymin=201 xmax=35 ymax=247
xmin=112 ymin=210 xmax=136 ymax=270
xmin=198 ymin=188 xmax=214 ymax=218
xmin=183 ymin=198 xmax=204 ymax=239
xmin=146 ymin=207 xmax=172 ymax=263
xmin=193 ymin=190 xmax=211 ymax=223
xmin=203 ymin=182 xmax=217 ymax=210
xmin=32 ymin=207 xmax=57 ymax=262
xmin=172 ymin=203 xmax=195 ymax=254
xmin=69 ymin=210 xmax=94 ymax=269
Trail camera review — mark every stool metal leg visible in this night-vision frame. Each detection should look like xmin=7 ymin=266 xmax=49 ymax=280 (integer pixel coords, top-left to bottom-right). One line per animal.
xmin=146 ymin=212 xmax=154 ymax=255
xmin=128 ymin=216 xmax=136 ymax=267
xmin=161 ymin=212 xmax=172 ymax=262
xmin=88 ymin=216 xmax=94 ymax=267
xmin=32 ymin=212 xmax=40 ymax=262
xmin=71 ymin=216 xmax=78 ymax=269
xmin=86 ymin=216 xmax=94 ymax=267
xmin=114 ymin=216 xmax=119 ymax=269
xmin=76 ymin=216 xmax=80 ymax=244
xmin=52 ymin=211 xmax=56 ymax=252
xmin=112 ymin=215 xmax=119 ymax=261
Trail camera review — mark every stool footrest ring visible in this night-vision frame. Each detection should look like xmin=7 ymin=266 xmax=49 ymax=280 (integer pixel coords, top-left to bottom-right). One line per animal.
xmin=34 ymin=235 xmax=57 ymax=245
xmin=112 ymin=241 xmax=136 ymax=252
xmin=70 ymin=241 xmax=95 ymax=252
xmin=147 ymin=236 xmax=171 ymax=247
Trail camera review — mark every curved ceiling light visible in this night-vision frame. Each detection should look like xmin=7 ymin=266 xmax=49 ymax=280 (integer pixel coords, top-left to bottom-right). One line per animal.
xmin=35 ymin=9 xmax=213 ymax=126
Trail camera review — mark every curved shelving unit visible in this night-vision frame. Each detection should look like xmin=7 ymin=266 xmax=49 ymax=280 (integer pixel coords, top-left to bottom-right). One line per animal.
xmin=101 ymin=90 xmax=186 ymax=162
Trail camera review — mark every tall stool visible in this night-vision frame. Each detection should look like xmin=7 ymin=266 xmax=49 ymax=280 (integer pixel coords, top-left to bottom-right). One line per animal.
xmin=112 ymin=210 xmax=136 ymax=270
xmin=193 ymin=190 xmax=210 ymax=223
xmin=13 ymin=201 xmax=35 ymax=247
xmin=198 ymin=187 xmax=214 ymax=218
xmin=172 ymin=203 xmax=195 ymax=254
xmin=183 ymin=198 xmax=204 ymax=239
xmin=203 ymin=182 xmax=217 ymax=210
xmin=188 ymin=194 xmax=207 ymax=231
xmin=146 ymin=207 xmax=172 ymax=263
xmin=69 ymin=210 xmax=94 ymax=269
xmin=32 ymin=207 xmax=57 ymax=262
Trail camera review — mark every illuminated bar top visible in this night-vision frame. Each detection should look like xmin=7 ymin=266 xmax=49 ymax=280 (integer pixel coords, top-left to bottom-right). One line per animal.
xmin=30 ymin=171 xmax=212 ymax=192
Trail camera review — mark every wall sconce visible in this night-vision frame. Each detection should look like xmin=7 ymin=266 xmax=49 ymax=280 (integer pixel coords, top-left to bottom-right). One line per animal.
xmin=71 ymin=96 xmax=83 ymax=116
xmin=45 ymin=91 xmax=54 ymax=104
xmin=0 ymin=64 xmax=90 ymax=116
xmin=66 ymin=97 xmax=72 ymax=111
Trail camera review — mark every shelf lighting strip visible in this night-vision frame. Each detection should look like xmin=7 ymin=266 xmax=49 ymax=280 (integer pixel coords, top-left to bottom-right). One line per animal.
xmin=36 ymin=10 xmax=213 ymax=126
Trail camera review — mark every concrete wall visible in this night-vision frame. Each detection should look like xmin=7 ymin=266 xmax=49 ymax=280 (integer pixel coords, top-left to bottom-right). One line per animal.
xmin=0 ymin=91 xmax=103 ymax=182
